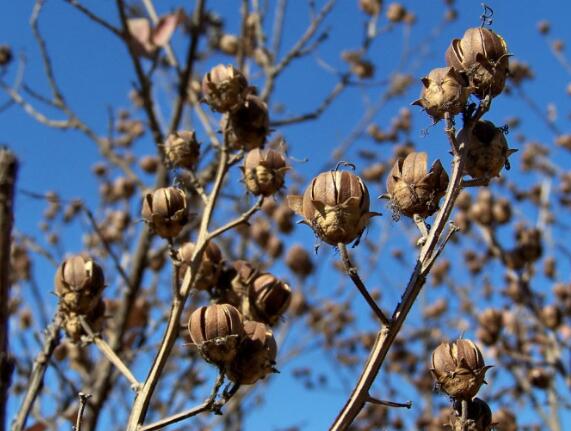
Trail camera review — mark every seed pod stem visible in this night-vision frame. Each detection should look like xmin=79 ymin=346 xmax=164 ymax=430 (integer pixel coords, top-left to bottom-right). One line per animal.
xmin=79 ymin=316 xmax=141 ymax=390
xmin=337 ymin=243 xmax=390 ymax=326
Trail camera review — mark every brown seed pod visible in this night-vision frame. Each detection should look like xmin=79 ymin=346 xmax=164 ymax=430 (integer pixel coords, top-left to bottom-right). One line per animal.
xmin=222 ymin=94 xmax=270 ymax=150
xmin=55 ymin=255 xmax=105 ymax=314
xmin=227 ymin=320 xmax=277 ymax=385
xmin=477 ymin=308 xmax=503 ymax=346
xmin=249 ymin=273 xmax=292 ymax=325
xmin=285 ymin=245 xmax=314 ymax=278
xmin=242 ymin=148 xmax=288 ymax=196
xmin=445 ymin=27 xmax=509 ymax=98
xmin=0 ymin=45 xmax=12 ymax=66
xmin=201 ymin=64 xmax=249 ymax=112
xmin=450 ymin=398 xmax=492 ymax=431
xmin=359 ymin=0 xmax=382 ymax=16
xmin=218 ymin=34 xmax=239 ymax=56
xmin=541 ymin=304 xmax=562 ymax=330
xmin=188 ymin=303 xmax=244 ymax=365
xmin=386 ymin=3 xmax=406 ymax=22
xmin=164 ymin=130 xmax=200 ymax=170
xmin=492 ymin=408 xmax=517 ymax=431
xmin=141 ymin=187 xmax=188 ymax=238
xmin=273 ymin=204 xmax=294 ymax=233
xmin=528 ymin=367 xmax=552 ymax=389
xmin=385 ymin=152 xmax=449 ymax=219
xmin=412 ymin=67 xmax=470 ymax=121
xmin=431 ymin=339 xmax=491 ymax=400
xmin=177 ymin=241 xmax=223 ymax=290
xmin=287 ymin=169 xmax=380 ymax=245
xmin=458 ymin=120 xmax=517 ymax=179
xmin=62 ymin=299 xmax=106 ymax=342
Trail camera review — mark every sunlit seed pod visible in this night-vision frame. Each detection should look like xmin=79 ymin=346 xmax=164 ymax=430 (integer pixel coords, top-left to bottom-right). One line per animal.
xmin=285 ymin=244 xmax=314 ymax=278
xmin=359 ymin=0 xmax=382 ymax=16
xmin=201 ymin=64 xmax=249 ymax=113
xmin=249 ymin=273 xmax=292 ymax=325
xmin=188 ymin=303 xmax=244 ymax=365
xmin=222 ymin=95 xmax=270 ymax=151
xmin=164 ymin=130 xmax=200 ymax=170
xmin=243 ymin=148 xmax=288 ymax=196
xmin=431 ymin=339 xmax=491 ymax=400
xmin=287 ymin=169 xmax=379 ymax=245
xmin=55 ymin=255 xmax=105 ymax=314
xmin=492 ymin=408 xmax=517 ymax=431
xmin=141 ymin=187 xmax=188 ymax=239
xmin=386 ymin=3 xmax=406 ymax=22
xmin=177 ymin=241 xmax=223 ymax=290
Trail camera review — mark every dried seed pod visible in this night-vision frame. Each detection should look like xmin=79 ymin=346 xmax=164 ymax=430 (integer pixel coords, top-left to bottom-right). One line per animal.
xmin=541 ymin=304 xmax=562 ymax=329
xmin=55 ymin=255 xmax=105 ymax=314
xmin=412 ymin=67 xmax=470 ymax=121
xmin=201 ymin=64 xmax=248 ymax=112
xmin=469 ymin=189 xmax=494 ymax=226
xmin=218 ymin=34 xmax=239 ymax=55
xmin=458 ymin=120 xmax=517 ymax=179
xmin=386 ymin=3 xmax=406 ymax=22
xmin=188 ymin=303 xmax=244 ymax=365
xmin=177 ymin=241 xmax=223 ymax=290
xmin=249 ymin=273 xmax=292 ymax=325
xmin=492 ymin=408 xmax=517 ymax=431
xmin=477 ymin=308 xmax=503 ymax=346
xmin=528 ymin=367 xmax=552 ymax=389
xmin=342 ymin=51 xmax=375 ymax=79
xmin=445 ymin=27 xmax=509 ymax=98
xmin=492 ymin=197 xmax=511 ymax=224
xmin=141 ymin=187 xmax=188 ymax=238
xmin=223 ymin=95 xmax=270 ymax=150
xmin=0 ymin=45 xmax=12 ymax=66
xmin=164 ymin=130 xmax=200 ymax=170
xmin=227 ymin=320 xmax=277 ymax=385
xmin=287 ymin=169 xmax=379 ymax=245
xmin=451 ymin=398 xmax=492 ymax=431
xmin=359 ymin=0 xmax=382 ymax=16
xmin=431 ymin=339 xmax=491 ymax=399
xmin=285 ymin=245 xmax=314 ymax=278
xmin=385 ymin=152 xmax=449 ymax=219
xmin=62 ymin=299 xmax=106 ymax=342
xmin=515 ymin=226 xmax=542 ymax=263
xmin=273 ymin=204 xmax=294 ymax=233
xmin=243 ymin=148 xmax=288 ymax=196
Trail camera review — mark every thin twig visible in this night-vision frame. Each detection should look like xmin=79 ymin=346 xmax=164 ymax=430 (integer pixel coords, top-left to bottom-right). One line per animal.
xmin=79 ymin=317 xmax=141 ymax=390
xmin=337 ymin=243 xmax=390 ymax=326
xmin=72 ymin=392 xmax=92 ymax=431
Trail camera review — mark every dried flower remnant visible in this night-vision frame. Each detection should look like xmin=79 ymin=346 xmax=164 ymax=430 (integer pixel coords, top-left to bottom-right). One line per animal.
xmin=341 ymin=51 xmax=375 ymax=79
xmin=386 ymin=3 xmax=407 ymax=23
xmin=384 ymin=152 xmax=449 ymax=219
xmin=202 ymin=64 xmax=249 ymax=113
xmin=445 ymin=27 xmax=510 ymax=98
xmin=141 ymin=187 xmax=188 ymax=239
xmin=249 ymin=273 xmax=292 ymax=326
xmin=188 ymin=303 xmax=244 ymax=365
xmin=359 ymin=0 xmax=382 ymax=16
xmin=287 ymin=169 xmax=380 ymax=245
xmin=412 ymin=67 xmax=470 ymax=121
xmin=164 ymin=130 xmax=200 ymax=170
xmin=242 ymin=148 xmax=288 ymax=196
xmin=227 ymin=320 xmax=277 ymax=385
xmin=431 ymin=339 xmax=491 ymax=400
xmin=177 ymin=241 xmax=223 ymax=291
xmin=223 ymin=95 xmax=270 ymax=150
xmin=458 ymin=120 xmax=516 ymax=179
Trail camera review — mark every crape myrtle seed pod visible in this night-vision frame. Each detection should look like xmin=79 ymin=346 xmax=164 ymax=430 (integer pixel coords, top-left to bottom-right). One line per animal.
xmin=242 ymin=148 xmax=288 ymax=196
xmin=141 ymin=187 xmax=188 ymax=238
xmin=451 ymin=398 xmax=492 ymax=431
xmin=177 ymin=241 xmax=223 ymax=290
xmin=458 ymin=120 xmax=517 ymax=179
xmin=63 ymin=299 xmax=106 ymax=342
xmin=218 ymin=34 xmax=239 ymax=56
xmin=227 ymin=320 xmax=278 ymax=385
xmin=528 ymin=367 xmax=552 ymax=389
xmin=445 ymin=27 xmax=509 ymax=98
xmin=285 ymin=244 xmax=314 ymax=278
xmin=287 ymin=169 xmax=380 ymax=246
xmin=386 ymin=3 xmax=406 ymax=22
xmin=249 ymin=273 xmax=292 ymax=326
xmin=188 ymin=303 xmax=244 ymax=365
xmin=385 ymin=152 xmax=449 ymax=219
xmin=0 ymin=45 xmax=13 ymax=67
xmin=222 ymin=94 xmax=270 ymax=151
xmin=164 ymin=130 xmax=200 ymax=170
xmin=359 ymin=0 xmax=382 ymax=16
xmin=201 ymin=64 xmax=248 ymax=113
xmin=492 ymin=408 xmax=517 ymax=431
xmin=431 ymin=339 xmax=491 ymax=400
xmin=541 ymin=304 xmax=562 ymax=330
xmin=55 ymin=255 xmax=105 ymax=314
xmin=412 ymin=67 xmax=470 ymax=122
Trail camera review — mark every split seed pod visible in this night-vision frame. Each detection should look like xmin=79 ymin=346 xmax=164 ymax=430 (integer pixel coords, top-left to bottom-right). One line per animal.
xmin=63 ymin=300 xmax=106 ymax=342
xmin=177 ymin=241 xmax=223 ymax=291
xmin=164 ymin=130 xmax=200 ymax=170
xmin=223 ymin=95 xmax=270 ymax=150
xmin=227 ymin=320 xmax=278 ymax=385
xmin=431 ymin=339 xmax=492 ymax=400
xmin=385 ymin=152 xmax=449 ymax=219
xmin=141 ymin=187 xmax=188 ymax=238
xmin=243 ymin=148 xmax=288 ymax=196
xmin=202 ymin=64 xmax=249 ymax=112
xmin=249 ymin=273 xmax=292 ymax=325
xmin=287 ymin=169 xmax=379 ymax=245
xmin=188 ymin=303 xmax=244 ymax=365
xmin=412 ymin=67 xmax=470 ymax=121
xmin=55 ymin=255 xmax=105 ymax=314
xmin=445 ymin=27 xmax=509 ymax=98
xmin=458 ymin=120 xmax=517 ymax=179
